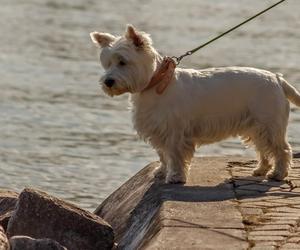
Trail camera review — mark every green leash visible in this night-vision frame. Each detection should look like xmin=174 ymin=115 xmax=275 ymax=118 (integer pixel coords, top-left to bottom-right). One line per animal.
xmin=172 ymin=0 xmax=288 ymax=65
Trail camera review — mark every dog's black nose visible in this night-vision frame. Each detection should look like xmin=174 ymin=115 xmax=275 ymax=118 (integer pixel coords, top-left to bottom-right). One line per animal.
xmin=104 ymin=78 xmax=115 ymax=88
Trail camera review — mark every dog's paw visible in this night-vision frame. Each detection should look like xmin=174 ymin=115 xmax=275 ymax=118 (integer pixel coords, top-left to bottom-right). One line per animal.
xmin=252 ymin=167 xmax=269 ymax=177
xmin=165 ymin=172 xmax=186 ymax=184
xmin=267 ymin=171 xmax=288 ymax=181
xmin=154 ymin=165 xmax=166 ymax=180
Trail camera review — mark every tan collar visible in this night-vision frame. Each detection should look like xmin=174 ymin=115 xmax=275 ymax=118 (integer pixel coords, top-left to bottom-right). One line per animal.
xmin=142 ymin=57 xmax=176 ymax=95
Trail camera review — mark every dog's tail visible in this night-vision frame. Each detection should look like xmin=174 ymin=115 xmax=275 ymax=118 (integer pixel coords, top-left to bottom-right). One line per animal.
xmin=277 ymin=73 xmax=300 ymax=107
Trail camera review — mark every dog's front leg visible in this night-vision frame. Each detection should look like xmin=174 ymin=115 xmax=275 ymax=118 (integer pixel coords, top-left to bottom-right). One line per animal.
xmin=164 ymin=145 xmax=194 ymax=184
xmin=154 ymin=150 xmax=167 ymax=179
xmin=151 ymin=136 xmax=188 ymax=182
xmin=151 ymin=134 xmax=195 ymax=184
xmin=165 ymin=150 xmax=188 ymax=184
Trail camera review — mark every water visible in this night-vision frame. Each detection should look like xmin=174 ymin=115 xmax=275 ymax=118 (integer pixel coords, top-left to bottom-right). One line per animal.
xmin=0 ymin=0 xmax=299 ymax=211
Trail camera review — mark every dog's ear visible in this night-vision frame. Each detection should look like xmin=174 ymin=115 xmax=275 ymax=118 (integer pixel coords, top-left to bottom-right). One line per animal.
xmin=125 ymin=24 xmax=152 ymax=48
xmin=90 ymin=32 xmax=116 ymax=48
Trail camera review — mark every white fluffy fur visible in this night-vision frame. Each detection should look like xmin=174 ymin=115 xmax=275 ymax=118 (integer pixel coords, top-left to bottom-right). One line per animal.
xmin=90 ymin=25 xmax=300 ymax=183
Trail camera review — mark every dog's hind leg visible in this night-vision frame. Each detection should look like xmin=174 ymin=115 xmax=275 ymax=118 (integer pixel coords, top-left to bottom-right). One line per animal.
xmin=253 ymin=152 xmax=272 ymax=177
xmin=267 ymin=102 xmax=292 ymax=181
xmin=250 ymin=125 xmax=273 ymax=177
xmin=267 ymin=140 xmax=292 ymax=181
xmin=250 ymin=96 xmax=291 ymax=180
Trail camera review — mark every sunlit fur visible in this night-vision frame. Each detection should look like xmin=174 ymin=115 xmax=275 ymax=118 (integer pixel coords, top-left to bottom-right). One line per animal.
xmin=91 ymin=25 xmax=300 ymax=183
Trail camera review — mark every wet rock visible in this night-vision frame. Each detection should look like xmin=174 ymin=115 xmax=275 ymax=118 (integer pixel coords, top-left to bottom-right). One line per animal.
xmin=9 ymin=236 xmax=67 ymax=250
xmin=7 ymin=188 xmax=114 ymax=250
xmin=0 ymin=226 xmax=9 ymax=250
xmin=0 ymin=190 xmax=18 ymax=231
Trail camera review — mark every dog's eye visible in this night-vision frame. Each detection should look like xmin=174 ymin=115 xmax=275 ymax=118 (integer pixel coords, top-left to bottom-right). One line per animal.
xmin=119 ymin=60 xmax=126 ymax=66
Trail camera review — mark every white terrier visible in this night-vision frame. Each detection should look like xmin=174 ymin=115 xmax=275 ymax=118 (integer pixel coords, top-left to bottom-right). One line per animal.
xmin=90 ymin=25 xmax=300 ymax=184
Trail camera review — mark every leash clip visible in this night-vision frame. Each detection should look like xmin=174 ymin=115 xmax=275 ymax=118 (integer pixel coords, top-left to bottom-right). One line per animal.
xmin=172 ymin=51 xmax=192 ymax=65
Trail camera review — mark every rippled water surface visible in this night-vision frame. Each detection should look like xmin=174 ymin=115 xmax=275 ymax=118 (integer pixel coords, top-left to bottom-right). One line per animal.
xmin=0 ymin=0 xmax=299 ymax=210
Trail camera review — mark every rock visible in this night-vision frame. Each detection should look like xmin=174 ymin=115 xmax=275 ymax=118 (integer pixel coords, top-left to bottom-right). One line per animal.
xmin=7 ymin=188 xmax=114 ymax=250
xmin=0 ymin=226 xmax=9 ymax=250
xmin=9 ymin=236 xmax=67 ymax=250
xmin=293 ymin=152 xmax=300 ymax=158
xmin=95 ymin=157 xmax=248 ymax=250
xmin=0 ymin=190 xmax=18 ymax=231
xmin=94 ymin=162 xmax=163 ymax=248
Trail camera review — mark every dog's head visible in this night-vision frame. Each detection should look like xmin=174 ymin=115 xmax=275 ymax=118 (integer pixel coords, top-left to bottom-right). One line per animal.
xmin=90 ymin=25 xmax=158 ymax=96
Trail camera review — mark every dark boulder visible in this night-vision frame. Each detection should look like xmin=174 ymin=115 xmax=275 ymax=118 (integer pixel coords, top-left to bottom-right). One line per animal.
xmin=7 ymin=188 xmax=114 ymax=250
xmin=0 ymin=190 xmax=18 ymax=231
xmin=9 ymin=236 xmax=67 ymax=250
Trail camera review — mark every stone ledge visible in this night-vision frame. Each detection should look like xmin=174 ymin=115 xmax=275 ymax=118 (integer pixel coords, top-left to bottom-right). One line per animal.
xmin=95 ymin=157 xmax=249 ymax=249
xmin=95 ymin=156 xmax=300 ymax=249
